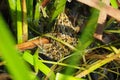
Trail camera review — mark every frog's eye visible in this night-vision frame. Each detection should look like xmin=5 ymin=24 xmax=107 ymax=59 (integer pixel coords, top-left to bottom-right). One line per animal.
xmin=74 ymin=26 xmax=80 ymax=33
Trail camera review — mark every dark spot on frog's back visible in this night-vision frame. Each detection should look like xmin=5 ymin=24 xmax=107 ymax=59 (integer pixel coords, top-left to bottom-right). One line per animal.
xmin=64 ymin=18 xmax=68 ymax=23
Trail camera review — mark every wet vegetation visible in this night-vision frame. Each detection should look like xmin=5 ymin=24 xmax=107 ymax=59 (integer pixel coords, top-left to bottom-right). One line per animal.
xmin=0 ymin=0 xmax=120 ymax=80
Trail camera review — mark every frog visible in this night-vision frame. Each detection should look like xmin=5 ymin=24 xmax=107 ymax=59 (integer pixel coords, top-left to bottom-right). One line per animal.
xmin=39 ymin=12 xmax=80 ymax=60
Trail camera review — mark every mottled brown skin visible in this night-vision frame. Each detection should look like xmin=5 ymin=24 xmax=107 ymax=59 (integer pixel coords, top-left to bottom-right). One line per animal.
xmin=39 ymin=12 xmax=80 ymax=60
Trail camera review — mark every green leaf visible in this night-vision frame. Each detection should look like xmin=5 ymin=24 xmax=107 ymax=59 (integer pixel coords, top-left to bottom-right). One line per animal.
xmin=0 ymin=15 xmax=32 ymax=80
xmin=33 ymin=49 xmax=39 ymax=73
xmin=23 ymin=51 xmax=55 ymax=80
xmin=8 ymin=0 xmax=17 ymax=37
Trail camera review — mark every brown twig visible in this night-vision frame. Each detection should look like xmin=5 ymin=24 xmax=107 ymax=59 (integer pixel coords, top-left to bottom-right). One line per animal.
xmin=93 ymin=0 xmax=110 ymax=42
xmin=41 ymin=0 xmax=50 ymax=8
xmin=16 ymin=37 xmax=49 ymax=51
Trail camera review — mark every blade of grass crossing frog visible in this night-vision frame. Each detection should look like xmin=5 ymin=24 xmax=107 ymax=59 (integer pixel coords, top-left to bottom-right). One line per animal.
xmin=0 ymin=15 xmax=33 ymax=80
xmin=77 ymin=9 xmax=99 ymax=50
xmin=50 ymin=0 xmax=66 ymax=22
xmin=23 ymin=51 xmax=55 ymax=80
xmin=64 ymin=8 xmax=99 ymax=75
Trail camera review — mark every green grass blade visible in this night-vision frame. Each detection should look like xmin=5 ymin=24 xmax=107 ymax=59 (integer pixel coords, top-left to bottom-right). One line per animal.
xmin=44 ymin=34 xmax=77 ymax=50
xmin=56 ymin=73 xmax=86 ymax=80
xmin=0 ymin=15 xmax=32 ymax=80
xmin=78 ymin=9 xmax=99 ymax=50
xmin=51 ymin=0 xmax=66 ymax=22
xmin=23 ymin=51 xmax=55 ymax=80
xmin=33 ymin=49 xmax=39 ymax=73
xmin=8 ymin=0 xmax=17 ymax=28
xmin=17 ymin=0 xmax=23 ymax=43
xmin=8 ymin=0 xmax=16 ymax=15
xmin=26 ymin=0 xmax=33 ymax=19
xmin=105 ymin=29 xmax=120 ymax=33
xmin=65 ymin=8 xmax=99 ymax=75
xmin=34 ymin=2 xmax=40 ymax=21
